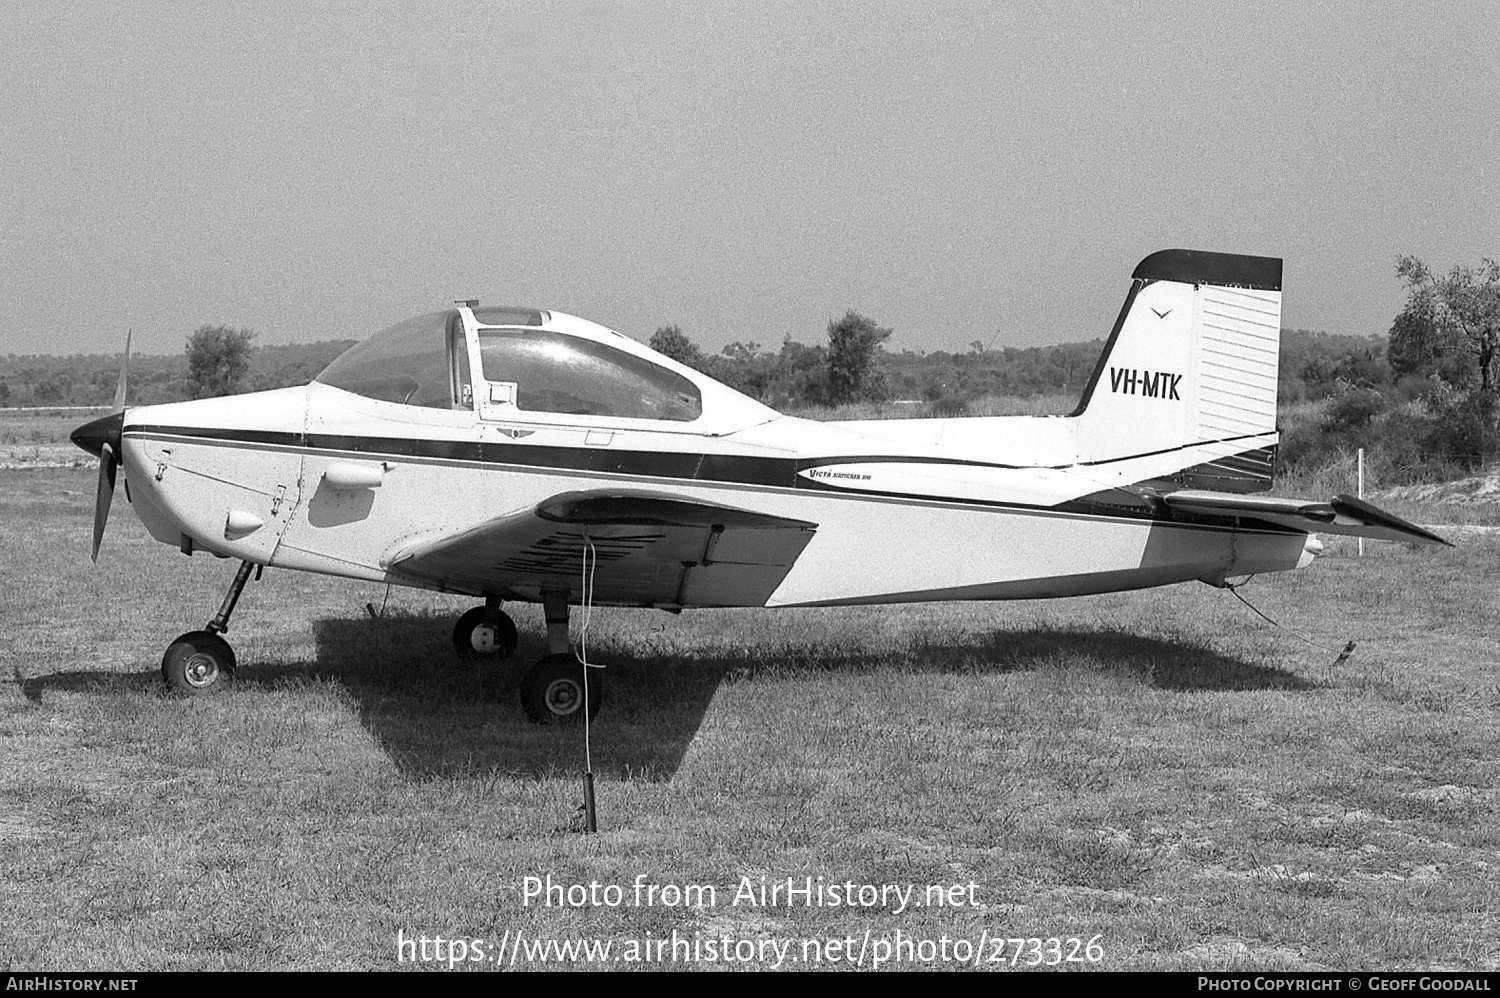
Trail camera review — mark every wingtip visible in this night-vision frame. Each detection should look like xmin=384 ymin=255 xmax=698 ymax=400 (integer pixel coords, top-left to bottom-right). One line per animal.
xmin=1331 ymin=494 xmax=1453 ymax=547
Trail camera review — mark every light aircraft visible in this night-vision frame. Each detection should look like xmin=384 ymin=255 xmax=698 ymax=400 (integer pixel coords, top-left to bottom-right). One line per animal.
xmin=71 ymin=249 xmax=1449 ymax=723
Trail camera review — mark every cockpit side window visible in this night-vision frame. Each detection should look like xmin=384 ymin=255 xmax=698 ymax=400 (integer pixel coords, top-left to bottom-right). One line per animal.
xmin=478 ymin=329 xmax=702 ymax=422
xmin=315 ymin=310 xmax=469 ymax=410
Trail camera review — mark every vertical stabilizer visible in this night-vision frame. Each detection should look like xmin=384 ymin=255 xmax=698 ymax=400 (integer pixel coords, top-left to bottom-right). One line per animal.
xmin=1071 ymin=249 xmax=1283 ymax=489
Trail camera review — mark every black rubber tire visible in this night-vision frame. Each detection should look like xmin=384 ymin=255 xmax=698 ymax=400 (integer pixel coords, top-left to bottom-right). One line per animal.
xmin=451 ymin=606 xmax=518 ymax=659
xmin=161 ymin=630 xmax=236 ymax=693
xmin=520 ymin=654 xmax=603 ymax=724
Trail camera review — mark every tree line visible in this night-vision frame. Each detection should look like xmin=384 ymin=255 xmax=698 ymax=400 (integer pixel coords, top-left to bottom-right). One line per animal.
xmin=1279 ymin=256 xmax=1499 ymax=480
xmin=0 ymin=331 xmax=352 ymax=407
xmin=4 ymin=255 xmax=1494 ymax=480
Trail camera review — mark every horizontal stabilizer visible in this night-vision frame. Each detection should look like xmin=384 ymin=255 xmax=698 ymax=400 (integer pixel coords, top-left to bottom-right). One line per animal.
xmin=1161 ymin=490 xmax=1453 ymax=547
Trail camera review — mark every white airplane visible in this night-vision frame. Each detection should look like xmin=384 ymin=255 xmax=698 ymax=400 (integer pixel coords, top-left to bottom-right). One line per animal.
xmin=72 ymin=249 xmax=1448 ymax=722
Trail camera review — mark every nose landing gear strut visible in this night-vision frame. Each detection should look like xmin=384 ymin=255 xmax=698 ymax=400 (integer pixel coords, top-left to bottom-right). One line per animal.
xmin=160 ymin=559 xmax=258 ymax=693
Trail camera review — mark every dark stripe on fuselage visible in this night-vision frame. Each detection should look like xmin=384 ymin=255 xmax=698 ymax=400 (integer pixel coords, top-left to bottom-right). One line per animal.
xmin=124 ymin=423 xmax=1282 ymax=526
xmin=129 ymin=423 xmax=1273 ymax=478
xmin=797 ymin=431 xmax=1274 ymax=474
xmin=128 ymin=424 xmax=801 ymax=486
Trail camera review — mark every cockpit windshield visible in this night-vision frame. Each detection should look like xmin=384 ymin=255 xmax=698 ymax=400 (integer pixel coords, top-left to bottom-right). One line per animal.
xmin=315 ymin=311 xmax=466 ymax=409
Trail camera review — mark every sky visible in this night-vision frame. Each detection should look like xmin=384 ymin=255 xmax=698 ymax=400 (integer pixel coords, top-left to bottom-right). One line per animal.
xmin=2 ymin=1 xmax=1496 ymax=359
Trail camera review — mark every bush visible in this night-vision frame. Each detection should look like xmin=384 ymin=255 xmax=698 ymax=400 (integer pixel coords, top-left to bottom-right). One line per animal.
xmin=1278 ymin=378 xmax=1500 ymax=487
xmin=1421 ymin=382 xmax=1500 ymax=470
xmin=1321 ymin=386 xmax=1387 ymax=432
xmin=928 ymin=394 xmax=968 ymax=417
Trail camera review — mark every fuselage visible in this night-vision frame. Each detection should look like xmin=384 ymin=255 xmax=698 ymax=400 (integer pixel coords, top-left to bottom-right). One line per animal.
xmin=114 ymin=303 xmax=1312 ymax=609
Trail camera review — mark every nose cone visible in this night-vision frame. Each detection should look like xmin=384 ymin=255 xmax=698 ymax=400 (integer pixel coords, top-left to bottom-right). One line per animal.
xmin=71 ymin=411 xmax=124 ymax=459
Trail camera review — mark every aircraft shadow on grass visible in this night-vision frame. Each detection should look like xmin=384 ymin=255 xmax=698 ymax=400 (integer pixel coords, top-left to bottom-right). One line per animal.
xmin=19 ymin=615 xmax=1309 ymax=783
xmin=302 ymin=612 xmax=1310 ymax=781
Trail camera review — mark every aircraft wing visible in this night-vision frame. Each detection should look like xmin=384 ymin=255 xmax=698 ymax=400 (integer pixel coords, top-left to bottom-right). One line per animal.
xmin=1160 ymin=490 xmax=1453 ymax=546
xmin=384 ymin=489 xmax=819 ymax=607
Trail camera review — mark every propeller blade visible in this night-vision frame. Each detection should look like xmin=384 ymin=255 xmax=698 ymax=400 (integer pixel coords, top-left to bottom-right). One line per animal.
xmin=112 ymin=330 xmax=130 ymax=413
xmin=77 ymin=332 xmax=130 ymax=562
xmin=91 ymin=441 xmax=118 ymax=563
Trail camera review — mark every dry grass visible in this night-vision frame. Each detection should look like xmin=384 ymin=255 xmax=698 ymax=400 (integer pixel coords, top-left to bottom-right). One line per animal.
xmin=2 ymin=466 xmax=1497 ymax=972
xmin=0 ymin=408 xmax=103 ymax=470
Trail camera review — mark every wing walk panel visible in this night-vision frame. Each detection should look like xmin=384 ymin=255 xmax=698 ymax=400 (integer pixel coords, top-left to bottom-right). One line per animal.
xmin=384 ymin=489 xmax=818 ymax=607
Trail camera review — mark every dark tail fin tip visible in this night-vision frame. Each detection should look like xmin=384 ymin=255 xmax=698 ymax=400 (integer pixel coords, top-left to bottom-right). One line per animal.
xmin=1133 ymin=249 xmax=1282 ymax=291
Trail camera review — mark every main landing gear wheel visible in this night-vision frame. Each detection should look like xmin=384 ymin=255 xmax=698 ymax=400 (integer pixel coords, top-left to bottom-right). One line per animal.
xmin=161 ymin=630 xmax=236 ymax=693
xmin=520 ymin=654 xmax=603 ymax=724
xmin=452 ymin=606 xmax=519 ymax=659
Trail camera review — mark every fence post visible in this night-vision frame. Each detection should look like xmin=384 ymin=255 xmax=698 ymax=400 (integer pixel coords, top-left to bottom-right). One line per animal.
xmin=1357 ymin=447 xmax=1365 ymax=558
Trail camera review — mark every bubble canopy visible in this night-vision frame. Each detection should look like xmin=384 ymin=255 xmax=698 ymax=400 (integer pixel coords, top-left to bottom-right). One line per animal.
xmin=315 ymin=308 xmax=705 ymax=422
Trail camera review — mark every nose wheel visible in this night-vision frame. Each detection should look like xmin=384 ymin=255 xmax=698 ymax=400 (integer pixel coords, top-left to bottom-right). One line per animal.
xmin=161 ymin=630 xmax=237 ymax=692
xmin=160 ymin=559 xmax=256 ymax=694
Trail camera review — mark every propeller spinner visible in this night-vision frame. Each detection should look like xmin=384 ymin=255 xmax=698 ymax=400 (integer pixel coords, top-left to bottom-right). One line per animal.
xmin=70 ymin=332 xmax=130 ymax=562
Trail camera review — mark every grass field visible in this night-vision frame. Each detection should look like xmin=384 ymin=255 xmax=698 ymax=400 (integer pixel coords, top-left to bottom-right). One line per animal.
xmin=2 ymin=467 xmax=1497 ymax=972
xmin=0 ymin=408 xmax=104 ymax=470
